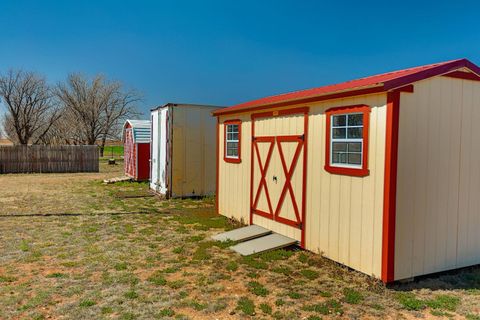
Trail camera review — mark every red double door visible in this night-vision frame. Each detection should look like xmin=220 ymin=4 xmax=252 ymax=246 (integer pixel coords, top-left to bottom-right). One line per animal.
xmin=250 ymin=108 xmax=309 ymax=247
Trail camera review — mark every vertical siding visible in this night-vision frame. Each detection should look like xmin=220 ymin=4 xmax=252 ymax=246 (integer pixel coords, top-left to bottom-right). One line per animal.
xmin=305 ymin=94 xmax=387 ymax=278
xmin=218 ymin=93 xmax=387 ymax=278
xmin=218 ymin=114 xmax=252 ymax=223
xmin=395 ymin=76 xmax=480 ymax=280
xmin=171 ymin=106 xmax=218 ymax=197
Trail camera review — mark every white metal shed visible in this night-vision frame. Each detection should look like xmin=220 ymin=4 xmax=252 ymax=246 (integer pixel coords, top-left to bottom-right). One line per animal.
xmin=150 ymin=103 xmax=223 ymax=198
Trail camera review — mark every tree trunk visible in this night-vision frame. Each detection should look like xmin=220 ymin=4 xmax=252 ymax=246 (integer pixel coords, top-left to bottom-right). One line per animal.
xmin=99 ymin=134 xmax=107 ymax=157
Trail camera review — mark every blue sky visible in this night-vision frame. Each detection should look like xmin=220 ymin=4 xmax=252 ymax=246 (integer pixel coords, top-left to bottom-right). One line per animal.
xmin=1 ymin=0 xmax=479 ymax=116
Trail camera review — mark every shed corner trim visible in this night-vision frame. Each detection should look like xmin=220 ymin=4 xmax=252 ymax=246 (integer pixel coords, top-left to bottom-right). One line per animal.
xmin=381 ymin=90 xmax=402 ymax=283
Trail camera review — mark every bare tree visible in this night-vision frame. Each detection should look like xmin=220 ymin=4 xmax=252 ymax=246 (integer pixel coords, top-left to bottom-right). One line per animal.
xmin=0 ymin=70 xmax=61 ymax=145
xmin=56 ymin=74 xmax=140 ymax=155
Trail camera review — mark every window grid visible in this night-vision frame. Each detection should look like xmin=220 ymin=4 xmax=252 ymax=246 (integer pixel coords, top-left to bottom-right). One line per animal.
xmin=330 ymin=113 xmax=363 ymax=168
xmin=225 ymin=124 xmax=239 ymax=159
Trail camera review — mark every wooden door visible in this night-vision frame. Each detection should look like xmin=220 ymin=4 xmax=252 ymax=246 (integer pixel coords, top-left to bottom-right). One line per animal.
xmin=250 ymin=107 xmax=309 ymax=247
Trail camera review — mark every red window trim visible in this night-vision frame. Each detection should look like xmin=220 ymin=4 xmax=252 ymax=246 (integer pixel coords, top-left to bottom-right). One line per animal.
xmin=324 ymin=104 xmax=371 ymax=177
xmin=224 ymin=119 xmax=242 ymax=163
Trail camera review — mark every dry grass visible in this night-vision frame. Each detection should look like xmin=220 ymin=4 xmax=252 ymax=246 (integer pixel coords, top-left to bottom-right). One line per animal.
xmin=0 ymin=161 xmax=480 ymax=319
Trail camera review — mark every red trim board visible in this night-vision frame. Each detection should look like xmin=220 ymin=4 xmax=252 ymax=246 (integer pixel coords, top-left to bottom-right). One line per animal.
xmin=215 ymin=117 xmax=220 ymax=214
xmin=442 ymin=70 xmax=480 ymax=81
xmin=382 ymin=90 xmax=401 ymax=283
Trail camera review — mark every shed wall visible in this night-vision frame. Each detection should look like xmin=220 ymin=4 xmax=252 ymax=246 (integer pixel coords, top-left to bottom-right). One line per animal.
xmin=171 ymin=106 xmax=218 ymax=197
xmin=395 ymin=76 xmax=480 ymax=280
xmin=218 ymin=93 xmax=387 ymax=278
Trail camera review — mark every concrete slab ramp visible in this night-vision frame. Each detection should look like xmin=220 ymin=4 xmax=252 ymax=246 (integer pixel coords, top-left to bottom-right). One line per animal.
xmin=211 ymin=225 xmax=271 ymax=242
xmin=230 ymin=233 xmax=298 ymax=256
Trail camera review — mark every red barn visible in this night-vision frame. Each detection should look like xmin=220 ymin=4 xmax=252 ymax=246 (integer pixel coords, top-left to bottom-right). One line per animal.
xmin=123 ymin=120 xmax=151 ymax=181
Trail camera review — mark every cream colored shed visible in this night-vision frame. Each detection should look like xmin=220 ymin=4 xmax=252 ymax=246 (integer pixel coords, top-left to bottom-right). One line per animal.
xmin=213 ymin=58 xmax=480 ymax=283
xmin=150 ymin=103 xmax=223 ymax=198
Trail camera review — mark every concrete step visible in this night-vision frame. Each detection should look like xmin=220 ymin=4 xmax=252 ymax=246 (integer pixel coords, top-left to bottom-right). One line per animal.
xmin=211 ymin=225 xmax=271 ymax=242
xmin=230 ymin=233 xmax=298 ymax=256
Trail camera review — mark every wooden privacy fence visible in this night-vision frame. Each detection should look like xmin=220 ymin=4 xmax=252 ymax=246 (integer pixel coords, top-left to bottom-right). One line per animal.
xmin=0 ymin=145 xmax=99 ymax=174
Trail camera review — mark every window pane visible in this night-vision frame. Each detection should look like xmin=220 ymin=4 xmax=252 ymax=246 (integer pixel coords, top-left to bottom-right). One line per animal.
xmin=348 ymin=153 xmax=361 ymax=165
xmin=227 ymin=141 xmax=238 ymax=150
xmin=347 ymin=142 xmax=361 ymax=152
xmin=332 ymin=152 xmax=339 ymax=163
xmin=332 ymin=142 xmax=347 ymax=152
xmin=227 ymin=148 xmax=238 ymax=157
xmin=227 ymin=132 xmax=238 ymax=141
xmin=347 ymin=127 xmax=363 ymax=139
xmin=332 ymin=115 xmax=346 ymax=127
xmin=332 ymin=152 xmax=347 ymax=164
xmin=332 ymin=128 xmax=346 ymax=139
xmin=227 ymin=124 xmax=238 ymax=133
xmin=348 ymin=114 xmax=363 ymax=126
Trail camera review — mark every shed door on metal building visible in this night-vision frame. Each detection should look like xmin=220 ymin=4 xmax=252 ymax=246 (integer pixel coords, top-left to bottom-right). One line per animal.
xmin=251 ymin=107 xmax=309 ymax=246
xmin=150 ymin=108 xmax=169 ymax=195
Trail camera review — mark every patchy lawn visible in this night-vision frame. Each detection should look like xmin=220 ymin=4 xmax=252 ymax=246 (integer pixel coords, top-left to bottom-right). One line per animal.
xmin=0 ymin=162 xmax=480 ymax=319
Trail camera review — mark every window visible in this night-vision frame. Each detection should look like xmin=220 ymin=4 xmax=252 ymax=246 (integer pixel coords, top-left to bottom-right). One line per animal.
xmin=325 ymin=105 xmax=370 ymax=176
xmin=224 ymin=120 xmax=241 ymax=163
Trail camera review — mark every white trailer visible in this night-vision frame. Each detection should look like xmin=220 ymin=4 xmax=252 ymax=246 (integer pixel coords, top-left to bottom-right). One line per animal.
xmin=150 ymin=103 xmax=223 ymax=198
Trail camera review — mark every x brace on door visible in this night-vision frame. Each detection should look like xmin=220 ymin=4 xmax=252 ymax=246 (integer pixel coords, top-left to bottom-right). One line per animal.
xmin=251 ymin=135 xmax=304 ymax=229
xmin=252 ymin=137 xmax=275 ymax=218
xmin=274 ymin=135 xmax=303 ymax=228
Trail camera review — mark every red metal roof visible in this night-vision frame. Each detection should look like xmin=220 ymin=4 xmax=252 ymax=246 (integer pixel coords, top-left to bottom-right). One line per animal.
xmin=213 ymin=58 xmax=480 ymax=116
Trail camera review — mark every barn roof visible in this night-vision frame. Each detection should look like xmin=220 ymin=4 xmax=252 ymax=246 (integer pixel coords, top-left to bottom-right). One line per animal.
xmin=213 ymin=58 xmax=480 ymax=116
xmin=124 ymin=120 xmax=151 ymax=144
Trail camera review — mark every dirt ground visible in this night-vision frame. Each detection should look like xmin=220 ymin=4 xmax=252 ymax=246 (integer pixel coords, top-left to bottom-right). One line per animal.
xmin=0 ymin=161 xmax=480 ymax=319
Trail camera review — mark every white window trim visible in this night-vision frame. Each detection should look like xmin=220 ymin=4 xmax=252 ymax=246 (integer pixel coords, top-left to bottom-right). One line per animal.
xmin=225 ymin=124 xmax=239 ymax=159
xmin=330 ymin=112 xmax=363 ymax=169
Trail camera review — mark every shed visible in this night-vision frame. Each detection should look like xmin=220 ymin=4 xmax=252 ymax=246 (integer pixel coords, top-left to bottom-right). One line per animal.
xmin=123 ymin=120 xmax=151 ymax=181
xmin=150 ymin=103 xmax=223 ymax=198
xmin=213 ymin=58 xmax=480 ymax=283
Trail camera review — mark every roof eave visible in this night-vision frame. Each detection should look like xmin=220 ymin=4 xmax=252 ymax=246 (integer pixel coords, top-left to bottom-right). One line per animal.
xmin=213 ymin=84 xmax=385 ymax=116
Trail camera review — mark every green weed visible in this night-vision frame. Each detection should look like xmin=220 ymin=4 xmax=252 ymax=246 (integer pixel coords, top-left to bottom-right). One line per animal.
xmin=260 ymin=303 xmax=272 ymax=314
xmin=426 ymin=294 xmax=460 ymax=312
xmin=226 ymin=261 xmax=238 ymax=272
xmin=248 ymin=281 xmax=269 ymax=297
xmin=147 ymin=271 xmax=167 ymax=285
xmin=300 ymin=269 xmax=319 ymax=280
xmin=237 ymin=297 xmax=255 ymax=316
xmin=303 ymin=299 xmax=344 ymax=315
xmin=395 ymin=292 xmax=425 ymax=311
xmin=343 ymin=288 xmax=363 ymax=304
xmin=124 ymin=289 xmax=139 ymax=299
xmin=158 ymin=308 xmax=175 ymax=317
